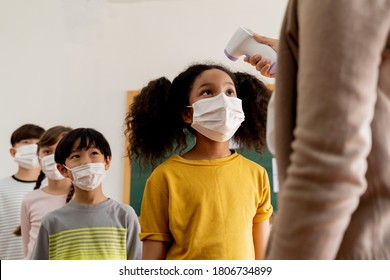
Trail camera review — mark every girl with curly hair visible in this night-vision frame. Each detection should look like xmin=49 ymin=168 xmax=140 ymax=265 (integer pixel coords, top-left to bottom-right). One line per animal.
xmin=125 ymin=63 xmax=273 ymax=260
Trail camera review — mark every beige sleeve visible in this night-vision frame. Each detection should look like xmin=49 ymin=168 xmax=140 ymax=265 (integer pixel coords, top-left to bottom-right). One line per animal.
xmin=268 ymin=0 xmax=390 ymax=259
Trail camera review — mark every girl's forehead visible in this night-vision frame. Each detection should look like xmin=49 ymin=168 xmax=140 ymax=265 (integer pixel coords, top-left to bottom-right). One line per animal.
xmin=194 ymin=69 xmax=233 ymax=85
xmin=39 ymin=142 xmax=58 ymax=150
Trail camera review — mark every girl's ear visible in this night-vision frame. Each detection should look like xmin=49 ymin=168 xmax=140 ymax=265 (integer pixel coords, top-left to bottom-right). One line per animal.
xmin=57 ymin=164 xmax=69 ymax=177
xmin=182 ymin=107 xmax=193 ymax=124
xmin=104 ymin=156 xmax=111 ymax=170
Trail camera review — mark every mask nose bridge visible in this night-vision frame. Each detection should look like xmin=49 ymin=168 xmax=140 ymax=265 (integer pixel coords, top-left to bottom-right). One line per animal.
xmin=219 ymin=93 xmax=231 ymax=118
xmin=42 ymin=154 xmax=55 ymax=167
xmin=217 ymin=91 xmax=229 ymax=98
xmin=16 ymin=144 xmax=38 ymax=156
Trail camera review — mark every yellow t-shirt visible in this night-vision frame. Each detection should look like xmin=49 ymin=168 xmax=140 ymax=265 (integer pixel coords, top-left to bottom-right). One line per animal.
xmin=139 ymin=152 xmax=273 ymax=260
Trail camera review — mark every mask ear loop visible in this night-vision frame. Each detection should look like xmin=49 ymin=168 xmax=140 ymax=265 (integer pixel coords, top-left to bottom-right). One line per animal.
xmin=57 ymin=164 xmax=73 ymax=181
xmin=62 ymin=164 xmax=71 ymax=171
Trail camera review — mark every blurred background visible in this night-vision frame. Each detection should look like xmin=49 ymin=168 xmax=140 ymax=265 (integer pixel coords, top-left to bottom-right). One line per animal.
xmin=0 ymin=0 xmax=288 ymax=202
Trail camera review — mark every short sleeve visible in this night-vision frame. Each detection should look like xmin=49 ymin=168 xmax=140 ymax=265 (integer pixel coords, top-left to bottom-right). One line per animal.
xmin=253 ymin=168 xmax=273 ymax=223
xmin=125 ymin=206 xmax=142 ymax=260
xmin=139 ymin=176 xmax=172 ymax=243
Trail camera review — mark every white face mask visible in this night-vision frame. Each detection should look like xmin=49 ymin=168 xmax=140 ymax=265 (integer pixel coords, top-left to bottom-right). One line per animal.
xmin=41 ymin=154 xmax=64 ymax=181
xmin=190 ymin=93 xmax=245 ymax=142
xmin=14 ymin=144 xmax=39 ymax=169
xmin=64 ymin=163 xmax=106 ymax=191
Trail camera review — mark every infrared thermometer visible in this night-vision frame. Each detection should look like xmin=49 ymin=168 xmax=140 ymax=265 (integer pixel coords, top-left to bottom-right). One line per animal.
xmin=224 ymin=27 xmax=277 ymax=74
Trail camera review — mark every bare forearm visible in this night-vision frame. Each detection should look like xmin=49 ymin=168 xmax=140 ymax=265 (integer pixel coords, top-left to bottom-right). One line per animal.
xmin=142 ymin=240 xmax=169 ymax=260
xmin=253 ymin=220 xmax=270 ymax=260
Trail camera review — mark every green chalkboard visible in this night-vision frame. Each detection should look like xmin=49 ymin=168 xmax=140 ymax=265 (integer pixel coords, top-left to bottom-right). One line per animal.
xmin=129 ymin=148 xmax=278 ymax=216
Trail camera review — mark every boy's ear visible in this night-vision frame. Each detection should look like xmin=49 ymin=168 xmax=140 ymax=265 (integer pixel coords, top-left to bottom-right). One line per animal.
xmin=57 ymin=164 xmax=69 ymax=177
xmin=104 ymin=156 xmax=111 ymax=170
xmin=10 ymin=147 xmax=16 ymax=158
xmin=182 ymin=107 xmax=193 ymax=124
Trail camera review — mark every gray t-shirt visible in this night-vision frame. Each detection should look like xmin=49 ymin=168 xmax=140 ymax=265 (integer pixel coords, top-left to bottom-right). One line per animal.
xmin=31 ymin=198 xmax=142 ymax=260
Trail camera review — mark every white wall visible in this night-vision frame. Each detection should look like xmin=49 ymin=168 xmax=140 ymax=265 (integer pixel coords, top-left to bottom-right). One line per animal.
xmin=0 ymin=0 xmax=288 ymax=202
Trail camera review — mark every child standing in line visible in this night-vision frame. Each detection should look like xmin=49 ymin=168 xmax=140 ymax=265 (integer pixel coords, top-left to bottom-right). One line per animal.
xmin=20 ymin=126 xmax=73 ymax=259
xmin=125 ymin=63 xmax=273 ymax=260
xmin=30 ymin=128 xmax=142 ymax=260
xmin=0 ymin=123 xmax=45 ymax=260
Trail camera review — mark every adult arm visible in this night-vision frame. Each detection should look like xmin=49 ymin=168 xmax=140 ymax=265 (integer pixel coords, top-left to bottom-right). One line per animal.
xmin=268 ymin=0 xmax=390 ymax=259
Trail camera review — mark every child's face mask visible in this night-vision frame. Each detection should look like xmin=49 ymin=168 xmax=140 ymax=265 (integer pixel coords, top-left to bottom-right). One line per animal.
xmin=41 ymin=154 xmax=64 ymax=181
xmin=189 ymin=93 xmax=245 ymax=142
xmin=14 ymin=144 xmax=39 ymax=169
xmin=64 ymin=162 xmax=106 ymax=191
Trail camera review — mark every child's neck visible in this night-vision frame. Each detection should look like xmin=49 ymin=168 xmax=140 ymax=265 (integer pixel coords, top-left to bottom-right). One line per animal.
xmin=42 ymin=179 xmax=72 ymax=196
xmin=14 ymin=167 xmax=41 ymax=181
xmin=73 ymin=187 xmax=108 ymax=205
xmin=183 ymin=135 xmax=232 ymax=160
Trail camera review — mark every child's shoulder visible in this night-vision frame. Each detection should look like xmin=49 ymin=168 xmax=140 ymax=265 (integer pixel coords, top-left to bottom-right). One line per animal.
xmin=236 ymin=152 xmax=267 ymax=171
xmin=40 ymin=202 xmax=71 ymax=225
xmin=0 ymin=176 xmax=19 ymax=186
xmin=148 ymin=155 xmax=180 ymax=174
xmin=41 ymin=199 xmax=137 ymax=221
xmin=22 ymin=188 xmax=43 ymax=203
xmin=107 ymin=199 xmax=137 ymax=216
xmin=0 ymin=176 xmax=35 ymax=193
xmin=0 ymin=175 xmax=12 ymax=183
xmin=0 ymin=176 xmax=12 ymax=188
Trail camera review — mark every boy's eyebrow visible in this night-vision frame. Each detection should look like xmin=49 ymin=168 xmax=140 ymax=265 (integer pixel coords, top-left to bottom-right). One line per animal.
xmin=70 ymin=145 xmax=97 ymax=153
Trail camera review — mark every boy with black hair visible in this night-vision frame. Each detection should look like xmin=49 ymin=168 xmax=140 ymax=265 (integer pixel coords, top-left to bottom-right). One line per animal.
xmin=31 ymin=128 xmax=141 ymax=260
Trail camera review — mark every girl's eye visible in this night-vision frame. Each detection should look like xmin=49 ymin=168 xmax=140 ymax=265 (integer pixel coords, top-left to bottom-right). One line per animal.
xmin=225 ymin=89 xmax=236 ymax=96
xmin=201 ymin=90 xmax=212 ymax=96
xmin=40 ymin=149 xmax=52 ymax=156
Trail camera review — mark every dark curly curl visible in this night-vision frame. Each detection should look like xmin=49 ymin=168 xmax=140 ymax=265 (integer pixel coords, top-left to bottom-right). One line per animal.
xmin=233 ymin=71 xmax=271 ymax=152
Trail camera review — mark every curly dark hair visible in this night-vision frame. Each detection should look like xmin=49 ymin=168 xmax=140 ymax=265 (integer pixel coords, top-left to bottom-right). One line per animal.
xmin=234 ymin=71 xmax=271 ymax=152
xmin=125 ymin=63 xmax=271 ymax=169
